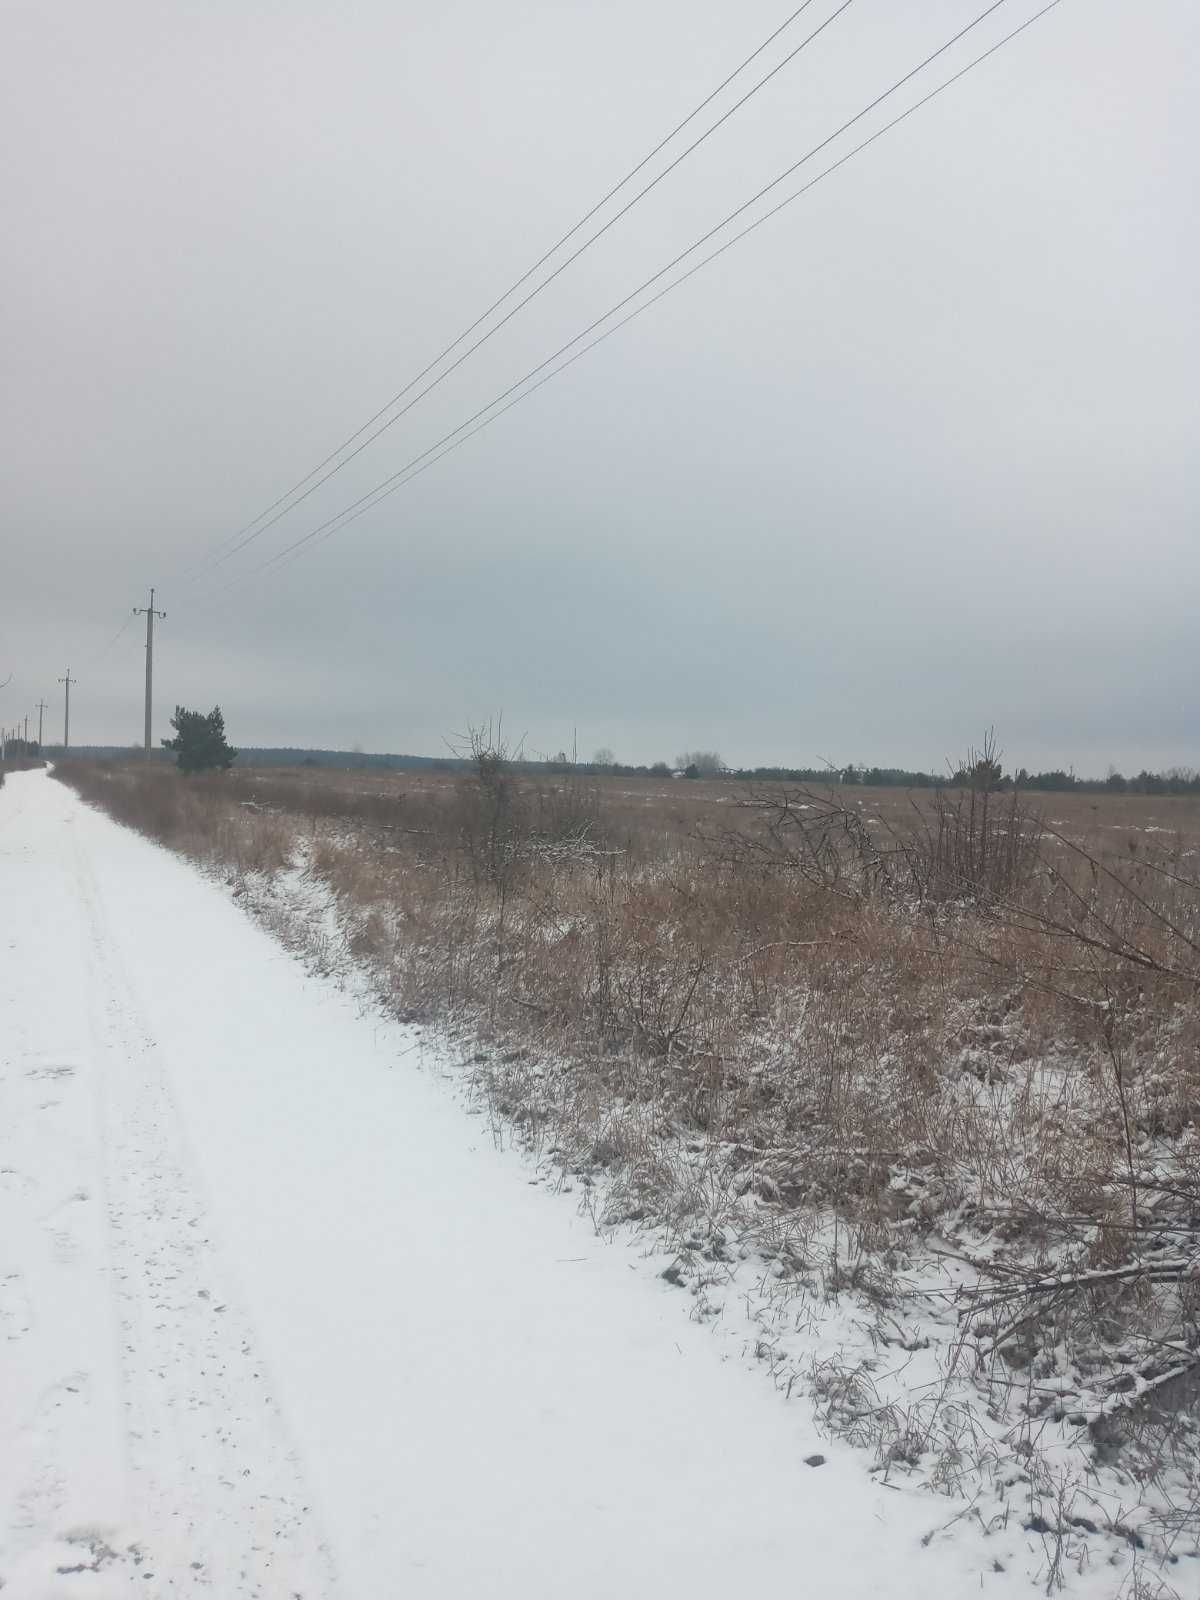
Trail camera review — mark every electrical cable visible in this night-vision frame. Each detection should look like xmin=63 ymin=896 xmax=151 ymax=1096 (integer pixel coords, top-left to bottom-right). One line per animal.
xmin=189 ymin=0 xmax=855 ymax=576
xmin=217 ymin=0 xmax=1052 ymax=588
xmin=81 ymin=609 xmax=138 ymax=667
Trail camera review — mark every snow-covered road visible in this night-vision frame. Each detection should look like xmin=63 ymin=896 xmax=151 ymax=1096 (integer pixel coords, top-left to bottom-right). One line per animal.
xmin=1 ymin=769 xmax=989 ymax=1597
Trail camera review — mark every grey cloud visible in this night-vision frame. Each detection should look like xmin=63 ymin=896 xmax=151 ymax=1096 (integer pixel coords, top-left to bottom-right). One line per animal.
xmin=3 ymin=0 xmax=1197 ymax=774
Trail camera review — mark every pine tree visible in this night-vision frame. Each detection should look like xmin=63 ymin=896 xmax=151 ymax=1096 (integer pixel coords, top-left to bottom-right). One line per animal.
xmin=162 ymin=706 xmax=236 ymax=774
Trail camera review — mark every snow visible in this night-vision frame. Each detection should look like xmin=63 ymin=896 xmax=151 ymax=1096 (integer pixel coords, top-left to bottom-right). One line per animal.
xmin=0 ymin=768 xmax=1139 ymax=1596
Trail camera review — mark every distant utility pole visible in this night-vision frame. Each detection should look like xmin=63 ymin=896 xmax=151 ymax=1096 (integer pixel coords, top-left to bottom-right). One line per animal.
xmin=23 ymin=714 xmax=28 ymax=743
xmin=36 ymin=699 xmax=47 ymax=748
xmin=58 ymin=668 xmax=75 ymax=751
xmin=133 ymin=588 xmax=166 ymax=758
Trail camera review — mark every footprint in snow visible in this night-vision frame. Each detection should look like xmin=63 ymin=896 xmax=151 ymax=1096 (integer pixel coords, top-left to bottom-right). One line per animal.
xmin=0 ymin=1273 xmax=33 ymax=1339
xmin=42 ymin=1191 xmax=91 ymax=1265
xmin=0 ymin=1166 xmax=35 ymax=1197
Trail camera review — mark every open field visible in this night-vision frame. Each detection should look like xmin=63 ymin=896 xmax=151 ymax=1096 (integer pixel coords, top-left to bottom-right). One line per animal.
xmin=53 ymin=751 xmax=1200 ymax=1589
xmin=137 ymin=757 xmax=1200 ymax=863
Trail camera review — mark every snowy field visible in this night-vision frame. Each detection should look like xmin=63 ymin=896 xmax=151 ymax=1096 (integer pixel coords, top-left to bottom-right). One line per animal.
xmin=0 ymin=766 xmax=1009 ymax=1597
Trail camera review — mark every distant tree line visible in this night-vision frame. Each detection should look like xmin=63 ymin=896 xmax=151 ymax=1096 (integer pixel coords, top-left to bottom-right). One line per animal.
xmin=726 ymin=763 xmax=1200 ymax=795
xmin=0 ymin=738 xmax=40 ymax=761
xmin=558 ymin=758 xmax=1200 ymax=794
xmin=1014 ymin=767 xmax=1200 ymax=796
xmin=53 ymin=738 xmax=1200 ymax=795
xmin=238 ymin=747 xmax=463 ymax=772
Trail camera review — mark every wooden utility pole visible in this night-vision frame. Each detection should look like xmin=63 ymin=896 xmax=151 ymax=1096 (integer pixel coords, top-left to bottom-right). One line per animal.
xmin=58 ymin=669 xmax=75 ymax=751
xmin=36 ymin=700 xmax=47 ymax=749
xmin=133 ymin=589 xmax=166 ymax=758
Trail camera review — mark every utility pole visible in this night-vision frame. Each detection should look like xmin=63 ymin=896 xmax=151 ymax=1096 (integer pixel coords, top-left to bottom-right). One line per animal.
xmin=36 ymin=699 xmax=47 ymax=749
xmin=133 ymin=588 xmax=166 ymax=758
xmin=58 ymin=669 xmax=75 ymax=751
xmin=23 ymin=714 xmax=29 ymax=744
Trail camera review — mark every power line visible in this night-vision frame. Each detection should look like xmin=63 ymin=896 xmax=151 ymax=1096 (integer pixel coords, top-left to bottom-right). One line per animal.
xmin=192 ymin=0 xmax=827 ymax=569
xmin=189 ymin=0 xmax=856 ymax=578
xmin=285 ymin=3 xmax=1067 ymax=571
xmin=219 ymin=0 xmax=1051 ymax=588
xmin=83 ymin=610 xmax=138 ymax=666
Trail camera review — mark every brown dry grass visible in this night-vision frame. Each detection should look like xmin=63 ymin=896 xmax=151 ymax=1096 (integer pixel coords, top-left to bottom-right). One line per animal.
xmin=55 ymin=754 xmax=1200 ymax=1232
xmin=52 ymin=750 xmax=1200 ymax=1553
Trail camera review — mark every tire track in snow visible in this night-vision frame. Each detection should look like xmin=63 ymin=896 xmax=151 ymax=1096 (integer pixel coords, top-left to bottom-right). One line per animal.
xmin=68 ymin=825 xmax=340 ymax=1597
xmin=0 ymin=803 xmax=128 ymax=1592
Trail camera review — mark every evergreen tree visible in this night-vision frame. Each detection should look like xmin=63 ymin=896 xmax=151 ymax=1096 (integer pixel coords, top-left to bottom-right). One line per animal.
xmin=162 ymin=706 xmax=236 ymax=773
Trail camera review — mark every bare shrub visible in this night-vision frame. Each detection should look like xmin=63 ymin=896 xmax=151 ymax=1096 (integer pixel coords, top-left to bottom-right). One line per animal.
xmin=720 ymin=733 xmax=1043 ymax=908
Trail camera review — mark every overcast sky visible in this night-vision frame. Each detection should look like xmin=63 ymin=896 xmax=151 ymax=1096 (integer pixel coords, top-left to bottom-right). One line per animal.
xmin=3 ymin=0 xmax=1196 ymax=773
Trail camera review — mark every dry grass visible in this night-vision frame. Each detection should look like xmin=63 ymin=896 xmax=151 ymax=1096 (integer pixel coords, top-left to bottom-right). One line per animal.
xmin=52 ymin=750 xmax=1200 ymax=1575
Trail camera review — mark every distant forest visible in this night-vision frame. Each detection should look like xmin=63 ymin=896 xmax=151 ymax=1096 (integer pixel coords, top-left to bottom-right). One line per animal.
xmin=51 ymin=744 xmax=1200 ymax=795
xmin=734 ymin=764 xmax=1200 ymax=795
xmin=56 ymin=745 xmax=466 ymax=772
